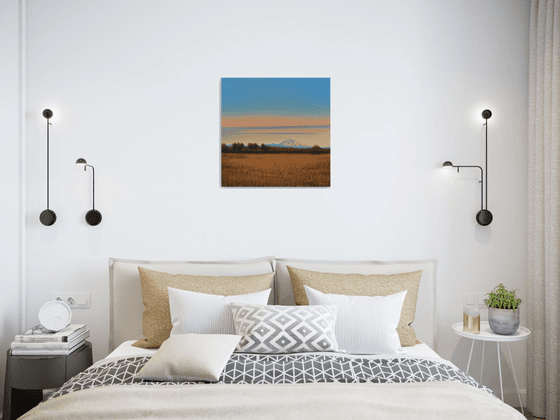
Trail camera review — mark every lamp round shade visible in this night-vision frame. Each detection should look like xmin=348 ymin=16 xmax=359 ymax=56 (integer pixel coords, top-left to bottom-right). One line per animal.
xmin=76 ymin=158 xmax=87 ymax=165
xmin=86 ymin=209 xmax=102 ymax=226
xmin=42 ymin=109 xmax=54 ymax=119
xmin=481 ymin=109 xmax=492 ymax=120
xmin=442 ymin=161 xmax=453 ymax=168
xmin=476 ymin=209 xmax=493 ymax=226
xmin=40 ymin=209 xmax=57 ymax=226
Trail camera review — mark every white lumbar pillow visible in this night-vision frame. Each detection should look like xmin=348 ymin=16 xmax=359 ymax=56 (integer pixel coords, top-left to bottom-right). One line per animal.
xmin=168 ymin=286 xmax=271 ymax=336
xmin=135 ymin=333 xmax=241 ymax=382
xmin=304 ymin=285 xmax=407 ymax=354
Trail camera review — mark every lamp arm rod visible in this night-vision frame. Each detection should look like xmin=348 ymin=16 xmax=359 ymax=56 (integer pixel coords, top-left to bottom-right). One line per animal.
xmin=453 ymin=165 xmax=484 ymax=210
xmin=46 ymin=119 xmax=50 ymax=209
xmin=85 ymin=164 xmax=95 ymax=210
xmin=484 ymin=120 xmax=488 ymax=210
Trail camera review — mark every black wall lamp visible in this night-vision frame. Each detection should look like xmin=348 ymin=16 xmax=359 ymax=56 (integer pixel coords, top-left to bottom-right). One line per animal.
xmin=40 ymin=109 xmax=57 ymax=226
xmin=442 ymin=109 xmax=493 ymax=226
xmin=76 ymin=158 xmax=102 ymax=226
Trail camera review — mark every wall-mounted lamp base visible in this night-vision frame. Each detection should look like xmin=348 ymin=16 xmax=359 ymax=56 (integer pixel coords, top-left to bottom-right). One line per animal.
xmin=85 ymin=209 xmax=102 ymax=226
xmin=40 ymin=209 xmax=57 ymax=226
xmin=476 ymin=209 xmax=493 ymax=226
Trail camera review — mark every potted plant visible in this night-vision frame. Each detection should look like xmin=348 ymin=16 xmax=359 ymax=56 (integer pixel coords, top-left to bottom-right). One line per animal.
xmin=484 ymin=283 xmax=522 ymax=335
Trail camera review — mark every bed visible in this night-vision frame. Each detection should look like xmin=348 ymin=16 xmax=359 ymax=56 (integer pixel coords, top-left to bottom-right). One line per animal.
xmin=20 ymin=257 xmax=524 ymax=419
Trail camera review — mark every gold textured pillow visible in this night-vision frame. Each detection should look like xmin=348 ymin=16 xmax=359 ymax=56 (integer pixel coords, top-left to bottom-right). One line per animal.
xmin=286 ymin=266 xmax=422 ymax=347
xmin=134 ymin=267 xmax=274 ymax=348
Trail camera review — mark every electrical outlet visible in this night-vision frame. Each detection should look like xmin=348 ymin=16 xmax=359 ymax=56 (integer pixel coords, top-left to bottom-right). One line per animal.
xmin=51 ymin=293 xmax=90 ymax=308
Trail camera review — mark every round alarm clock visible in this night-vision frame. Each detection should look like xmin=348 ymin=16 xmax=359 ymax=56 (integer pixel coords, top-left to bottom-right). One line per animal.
xmin=38 ymin=300 xmax=73 ymax=331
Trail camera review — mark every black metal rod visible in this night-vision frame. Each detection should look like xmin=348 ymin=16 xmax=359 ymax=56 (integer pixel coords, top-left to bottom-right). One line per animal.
xmin=454 ymin=165 xmax=484 ymax=210
xmin=484 ymin=119 xmax=488 ymax=210
xmin=92 ymin=165 xmax=95 ymax=210
xmin=86 ymin=164 xmax=95 ymax=209
xmin=46 ymin=119 xmax=50 ymax=209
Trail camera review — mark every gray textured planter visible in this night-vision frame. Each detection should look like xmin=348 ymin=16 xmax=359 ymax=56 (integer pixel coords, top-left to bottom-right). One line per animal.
xmin=488 ymin=307 xmax=520 ymax=335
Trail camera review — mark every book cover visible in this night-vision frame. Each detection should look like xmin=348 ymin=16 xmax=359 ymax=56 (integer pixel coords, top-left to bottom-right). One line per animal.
xmin=11 ymin=338 xmax=87 ymax=356
xmin=15 ymin=324 xmax=86 ymax=343
xmin=11 ymin=330 xmax=90 ymax=350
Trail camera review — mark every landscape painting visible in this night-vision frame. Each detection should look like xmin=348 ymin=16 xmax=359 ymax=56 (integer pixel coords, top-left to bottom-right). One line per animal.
xmin=221 ymin=78 xmax=330 ymax=187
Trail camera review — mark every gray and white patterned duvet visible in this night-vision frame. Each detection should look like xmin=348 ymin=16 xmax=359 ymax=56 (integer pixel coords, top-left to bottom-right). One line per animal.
xmin=49 ymin=353 xmax=494 ymax=400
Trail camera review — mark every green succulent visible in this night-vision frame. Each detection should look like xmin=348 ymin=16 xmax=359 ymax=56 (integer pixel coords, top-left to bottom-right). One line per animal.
xmin=484 ymin=283 xmax=522 ymax=311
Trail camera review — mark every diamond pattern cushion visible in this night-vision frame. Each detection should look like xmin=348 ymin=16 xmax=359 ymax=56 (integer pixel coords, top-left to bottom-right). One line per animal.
xmin=231 ymin=304 xmax=339 ymax=353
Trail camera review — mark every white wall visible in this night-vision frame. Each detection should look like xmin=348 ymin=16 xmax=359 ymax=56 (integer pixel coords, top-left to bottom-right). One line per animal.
xmin=0 ymin=0 xmax=24 ymax=413
xmin=21 ymin=0 xmax=529 ymax=406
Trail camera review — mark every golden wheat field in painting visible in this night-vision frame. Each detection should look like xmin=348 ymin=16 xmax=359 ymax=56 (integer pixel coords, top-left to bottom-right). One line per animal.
xmin=221 ymin=153 xmax=330 ymax=187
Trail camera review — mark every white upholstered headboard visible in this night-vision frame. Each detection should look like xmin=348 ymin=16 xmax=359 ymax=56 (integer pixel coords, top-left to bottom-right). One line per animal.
xmin=109 ymin=257 xmax=437 ymax=352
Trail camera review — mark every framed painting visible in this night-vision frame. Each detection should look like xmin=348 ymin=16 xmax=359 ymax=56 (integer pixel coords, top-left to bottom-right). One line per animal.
xmin=221 ymin=78 xmax=330 ymax=187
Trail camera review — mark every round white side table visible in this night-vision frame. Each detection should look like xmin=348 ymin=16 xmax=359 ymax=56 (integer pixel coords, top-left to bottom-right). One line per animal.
xmin=452 ymin=321 xmax=530 ymax=414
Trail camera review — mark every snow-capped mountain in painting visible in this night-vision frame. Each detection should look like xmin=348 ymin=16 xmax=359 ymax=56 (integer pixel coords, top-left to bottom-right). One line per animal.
xmin=265 ymin=139 xmax=310 ymax=148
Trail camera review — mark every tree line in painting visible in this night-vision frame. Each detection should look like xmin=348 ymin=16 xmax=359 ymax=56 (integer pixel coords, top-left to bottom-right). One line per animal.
xmin=222 ymin=143 xmax=330 ymax=154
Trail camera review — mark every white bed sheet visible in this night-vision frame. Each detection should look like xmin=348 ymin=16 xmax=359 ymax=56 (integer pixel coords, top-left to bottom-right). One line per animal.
xmin=105 ymin=339 xmax=444 ymax=362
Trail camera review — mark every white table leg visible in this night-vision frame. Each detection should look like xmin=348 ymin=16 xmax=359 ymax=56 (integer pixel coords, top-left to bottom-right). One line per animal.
xmin=507 ymin=342 xmax=523 ymax=415
xmin=466 ymin=338 xmax=475 ymax=374
xmin=497 ymin=342 xmax=503 ymax=402
xmin=480 ymin=341 xmax=485 ymax=383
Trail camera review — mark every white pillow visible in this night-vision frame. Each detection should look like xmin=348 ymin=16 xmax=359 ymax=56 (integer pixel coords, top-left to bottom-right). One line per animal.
xmin=304 ymin=285 xmax=407 ymax=354
xmin=135 ymin=334 xmax=241 ymax=382
xmin=168 ymin=287 xmax=271 ymax=335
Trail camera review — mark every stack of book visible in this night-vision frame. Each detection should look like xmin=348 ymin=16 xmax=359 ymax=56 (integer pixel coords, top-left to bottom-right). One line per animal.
xmin=11 ymin=324 xmax=89 ymax=356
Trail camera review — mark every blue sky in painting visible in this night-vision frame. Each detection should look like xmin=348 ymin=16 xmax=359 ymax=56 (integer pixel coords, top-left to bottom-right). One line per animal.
xmin=222 ymin=78 xmax=330 ymax=116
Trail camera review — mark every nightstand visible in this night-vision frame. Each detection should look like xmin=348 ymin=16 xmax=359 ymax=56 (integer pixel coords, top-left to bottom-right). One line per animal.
xmin=452 ymin=322 xmax=530 ymax=414
xmin=3 ymin=341 xmax=92 ymax=420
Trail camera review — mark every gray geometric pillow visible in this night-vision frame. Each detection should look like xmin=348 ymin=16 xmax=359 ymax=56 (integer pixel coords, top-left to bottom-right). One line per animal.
xmin=231 ymin=303 xmax=339 ymax=353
